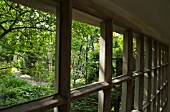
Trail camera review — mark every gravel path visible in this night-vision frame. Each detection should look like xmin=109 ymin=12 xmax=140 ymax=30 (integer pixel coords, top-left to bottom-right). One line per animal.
xmin=13 ymin=71 xmax=47 ymax=86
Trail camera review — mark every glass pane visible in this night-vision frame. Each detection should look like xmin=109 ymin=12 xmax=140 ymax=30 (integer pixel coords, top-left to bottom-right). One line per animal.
xmin=0 ymin=0 xmax=57 ymax=108
xmin=71 ymin=20 xmax=100 ymax=88
xmin=71 ymin=93 xmax=98 ymax=112
xmin=112 ymin=32 xmax=124 ymax=77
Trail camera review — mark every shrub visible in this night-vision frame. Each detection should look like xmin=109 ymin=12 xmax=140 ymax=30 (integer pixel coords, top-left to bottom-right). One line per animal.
xmin=0 ymin=74 xmax=54 ymax=108
xmin=71 ymin=94 xmax=98 ymax=112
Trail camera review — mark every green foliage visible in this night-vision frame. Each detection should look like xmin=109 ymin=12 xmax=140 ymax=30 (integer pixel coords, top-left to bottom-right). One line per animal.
xmin=87 ymin=50 xmax=99 ymax=83
xmin=111 ymin=85 xmax=122 ymax=112
xmin=0 ymin=0 xmax=125 ymax=111
xmin=0 ymin=1 xmax=56 ymax=108
xmin=113 ymin=33 xmax=124 ymax=58
xmin=71 ymin=94 xmax=98 ymax=112
xmin=1 ymin=75 xmax=28 ymax=87
xmin=0 ymin=0 xmax=56 ymax=81
xmin=0 ymin=62 xmax=12 ymax=78
xmin=71 ymin=20 xmax=100 ymax=87
xmin=44 ymin=70 xmax=55 ymax=88
xmin=0 ymin=74 xmax=54 ymax=108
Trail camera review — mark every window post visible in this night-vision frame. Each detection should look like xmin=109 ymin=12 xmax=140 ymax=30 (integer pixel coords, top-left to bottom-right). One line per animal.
xmin=147 ymin=37 xmax=152 ymax=111
xmin=134 ymin=34 xmax=144 ymax=111
xmin=157 ymin=42 xmax=161 ymax=112
xmin=121 ymin=29 xmax=133 ymax=112
xmin=98 ymin=19 xmax=113 ymax=112
xmin=153 ymin=40 xmax=158 ymax=112
xmin=57 ymin=0 xmax=72 ymax=112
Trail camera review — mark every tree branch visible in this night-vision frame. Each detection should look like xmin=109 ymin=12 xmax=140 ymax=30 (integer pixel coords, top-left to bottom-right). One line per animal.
xmin=0 ymin=24 xmax=6 ymax=31
xmin=0 ymin=25 xmax=53 ymax=40
xmin=0 ymin=30 xmax=11 ymax=40
xmin=11 ymin=26 xmax=54 ymax=32
xmin=4 ymin=0 xmax=18 ymax=11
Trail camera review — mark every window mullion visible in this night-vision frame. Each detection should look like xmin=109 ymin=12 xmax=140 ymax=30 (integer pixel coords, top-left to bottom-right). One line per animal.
xmin=134 ymin=34 xmax=144 ymax=111
xmin=156 ymin=42 xmax=161 ymax=112
xmin=98 ymin=19 xmax=113 ymax=112
xmin=147 ymin=37 xmax=152 ymax=111
xmin=152 ymin=40 xmax=157 ymax=112
xmin=57 ymin=0 xmax=72 ymax=112
xmin=121 ymin=29 xmax=133 ymax=112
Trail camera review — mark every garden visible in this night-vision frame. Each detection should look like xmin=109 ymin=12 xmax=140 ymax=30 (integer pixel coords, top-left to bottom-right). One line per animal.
xmin=0 ymin=0 xmax=124 ymax=111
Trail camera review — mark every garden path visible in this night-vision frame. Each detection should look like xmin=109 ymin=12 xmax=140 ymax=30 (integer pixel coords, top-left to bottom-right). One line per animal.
xmin=13 ymin=71 xmax=47 ymax=86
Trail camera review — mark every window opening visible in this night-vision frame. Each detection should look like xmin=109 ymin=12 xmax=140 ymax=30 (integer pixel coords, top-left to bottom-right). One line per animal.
xmin=71 ymin=20 xmax=100 ymax=88
xmin=0 ymin=0 xmax=57 ymax=109
xmin=112 ymin=32 xmax=123 ymax=77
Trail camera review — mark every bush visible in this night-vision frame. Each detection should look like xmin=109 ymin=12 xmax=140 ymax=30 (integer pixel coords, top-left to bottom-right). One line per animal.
xmin=71 ymin=94 xmax=98 ymax=112
xmin=0 ymin=74 xmax=54 ymax=108
xmin=0 ymin=62 xmax=12 ymax=78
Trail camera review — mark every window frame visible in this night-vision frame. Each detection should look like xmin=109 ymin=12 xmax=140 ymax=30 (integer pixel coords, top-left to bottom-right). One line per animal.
xmin=1 ymin=0 xmax=169 ymax=112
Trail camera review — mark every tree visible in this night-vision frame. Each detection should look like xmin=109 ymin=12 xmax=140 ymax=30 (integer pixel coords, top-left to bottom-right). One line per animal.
xmin=0 ymin=0 xmax=56 ymax=107
xmin=71 ymin=20 xmax=100 ymax=87
xmin=0 ymin=0 xmax=126 ymax=111
xmin=0 ymin=0 xmax=55 ymax=39
xmin=0 ymin=0 xmax=56 ymax=80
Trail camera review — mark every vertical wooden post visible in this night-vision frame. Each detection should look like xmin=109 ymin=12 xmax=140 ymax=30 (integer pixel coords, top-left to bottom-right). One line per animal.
xmin=147 ymin=37 xmax=152 ymax=112
xmin=98 ymin=19 xmax=112 ymax=112
xmin=143 ymin=37 xmax=152 ymax=110
xmin=54 ymin=6 xmax=60 ymax=112
xmin=160 ymin=44 xmax=163 ymax=111
xmin=161 ymin=45 xmax=164 ymax=111
xmin=162 ymin=45 xmax=165 ymax=112
xmin=57 ymin=0 xmax=72 ymax=112
xmin=151 ymin=39 xmax=155 ymax=112
xmin=144 ymin=38 xmax=148 ymax=105
xmin=162 ymin=45 xmax=166 ymax=112
xmin=157 ymin=42 xmax=161 ymax=112
xmin=165 ymin=45 xmax=168 ymax=110
xmin=134 ymin=34 xmax=144 ymax=111
xmin=167 ymin=46 xmax=170 ymax=112
xmin=165 ymin=46 xmax=169 ymax=112
xmin=153 ymin=40 xmax=158 ymax=112
xmin=121 ymin=29 xmax=133 ymax=112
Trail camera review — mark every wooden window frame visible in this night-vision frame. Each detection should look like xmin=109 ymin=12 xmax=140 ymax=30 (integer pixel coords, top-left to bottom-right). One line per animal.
xmin=134 ymin=34 xmax=144 ymax=111
xmin=0 ymin=0 xmax=169 ymax=112
xmin=98 ymin=19 xmax=113 ymax=112
xmin=121 ymin=29 xmax=134 ymax=112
